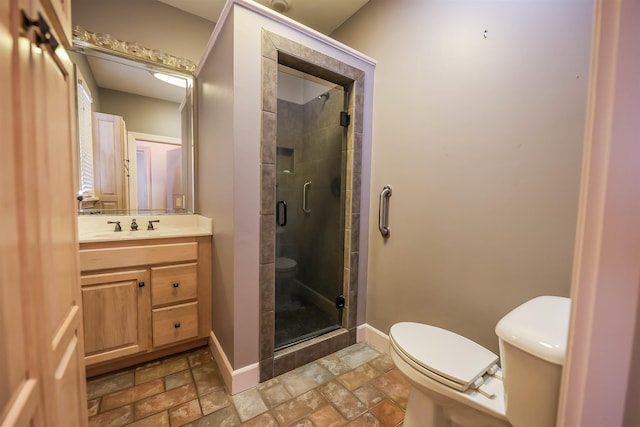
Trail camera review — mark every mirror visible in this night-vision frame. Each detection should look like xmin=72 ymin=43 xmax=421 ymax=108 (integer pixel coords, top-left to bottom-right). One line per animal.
xmin=69 ymin=43 xmax=195 ymax=215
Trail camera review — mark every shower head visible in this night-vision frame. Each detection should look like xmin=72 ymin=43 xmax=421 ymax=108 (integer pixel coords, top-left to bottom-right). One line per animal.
xmin=317 ymin=92 xmax=330 ymax=101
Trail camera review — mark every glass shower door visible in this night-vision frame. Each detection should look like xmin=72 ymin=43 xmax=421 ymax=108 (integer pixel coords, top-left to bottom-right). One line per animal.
xmin=274 ymin=66 xmax=347 ymax=350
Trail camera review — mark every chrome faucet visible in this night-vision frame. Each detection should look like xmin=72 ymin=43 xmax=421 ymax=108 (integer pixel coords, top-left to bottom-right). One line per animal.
xmin=130 ymin=219 xmax=139 ymax=231
xmin=107 ymin=221 xmax=122 ymax=232
xmin=147 ymin=219 xmax=160 ymax=230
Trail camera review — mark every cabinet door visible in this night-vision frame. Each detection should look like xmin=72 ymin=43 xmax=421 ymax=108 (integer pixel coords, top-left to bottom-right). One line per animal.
xmin=81 ymin=270 xmax=150 ymax=365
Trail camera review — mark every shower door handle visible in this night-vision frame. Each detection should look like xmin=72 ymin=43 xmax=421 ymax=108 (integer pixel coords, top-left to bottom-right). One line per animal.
xmin=378 ymin=185 xmax=392 ymax=238
xmin=303 ymin=181 xmax=312 ymax=213
xmin=276 ymin=201 xmax=287 ymax=226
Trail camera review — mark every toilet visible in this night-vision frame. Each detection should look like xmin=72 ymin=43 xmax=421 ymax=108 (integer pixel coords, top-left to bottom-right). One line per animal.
xmin=276 ymin=256 xmax=297 ymax=281
xmin=275 ymin=257 xmax=297 ymax=297
xmin=389 ymin=296 xmax=571 ymax=427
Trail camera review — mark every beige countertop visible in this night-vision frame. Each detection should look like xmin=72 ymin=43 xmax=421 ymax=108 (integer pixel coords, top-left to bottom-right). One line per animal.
xmin=78 ymin=214 xmax=213 ymax=243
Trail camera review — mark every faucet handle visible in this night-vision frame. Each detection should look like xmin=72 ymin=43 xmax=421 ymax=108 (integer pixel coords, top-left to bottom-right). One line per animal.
xmin=107 ymin=221 xmax=122 ymax=232
xmin=130 ymin=219 xmax=139 ymax=231
xmin=147 ymin=220 xmax=160 ymax=230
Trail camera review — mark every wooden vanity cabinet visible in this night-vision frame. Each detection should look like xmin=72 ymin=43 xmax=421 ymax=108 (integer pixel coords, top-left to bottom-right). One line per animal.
xmin=79 ymin=236 xmax=211 ymax=376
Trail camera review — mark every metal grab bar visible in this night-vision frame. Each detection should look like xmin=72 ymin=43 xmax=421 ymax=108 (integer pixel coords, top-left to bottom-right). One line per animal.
xmin=303 ymin=181 xmax=312 ymax=213
xmin=378 ymin=185 xmax=392 ymax=237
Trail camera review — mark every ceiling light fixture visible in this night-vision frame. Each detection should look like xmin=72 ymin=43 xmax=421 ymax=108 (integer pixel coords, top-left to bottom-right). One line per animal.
xmin=270 ymin=0 xmax=290 ymax=13
xmin=153 ymin=72 xmax=187 ymax=88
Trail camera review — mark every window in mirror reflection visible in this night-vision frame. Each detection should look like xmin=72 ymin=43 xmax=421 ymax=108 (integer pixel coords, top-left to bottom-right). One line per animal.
xmin=77 ymin=72 xmax=95 ymax=199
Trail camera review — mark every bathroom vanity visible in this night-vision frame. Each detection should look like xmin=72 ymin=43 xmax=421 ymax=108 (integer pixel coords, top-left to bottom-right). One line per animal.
xmin=78 ymin=216 xmax=212 ymax=377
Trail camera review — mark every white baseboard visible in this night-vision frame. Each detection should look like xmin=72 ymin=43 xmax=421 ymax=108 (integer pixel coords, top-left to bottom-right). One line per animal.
xmin=356 ymin=323 xmax=390 ymax=354
xmin=208 ymin=331 xmax=259 ymax=395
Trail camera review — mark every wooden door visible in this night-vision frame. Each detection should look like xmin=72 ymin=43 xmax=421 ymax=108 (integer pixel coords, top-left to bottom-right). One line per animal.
xmin=81 ymin=270 xmax=150 ymax=366
xmin=93 ymin=112 xmax=128 ymax=211
xmin=0 ymin=1 xmax=45 ymax=424
xmin=39 ymin=0 xmax=71 ymax=47
xmin=27 ymin=0 xmax=87 ymax=423
xmin=1 ymin=0 xmax=88 ymax=425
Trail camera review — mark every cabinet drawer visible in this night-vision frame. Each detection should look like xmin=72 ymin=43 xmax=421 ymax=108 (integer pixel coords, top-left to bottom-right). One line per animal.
xmin=152 ymin=302 xmax=198 ymax=347
xmin=80 ymin=242 xmax=198 ymax=271
xmin=151 ymin=263 xmax=197 ymax=306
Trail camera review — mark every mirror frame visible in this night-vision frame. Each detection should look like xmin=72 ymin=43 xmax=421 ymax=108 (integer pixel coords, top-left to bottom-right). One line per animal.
xmin=70 ymin=38 xmax=197 ymax=216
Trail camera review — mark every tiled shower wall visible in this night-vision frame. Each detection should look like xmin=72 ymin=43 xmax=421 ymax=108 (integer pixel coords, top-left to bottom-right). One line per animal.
xmin=260 ymin=30 xmax=366 ymax=382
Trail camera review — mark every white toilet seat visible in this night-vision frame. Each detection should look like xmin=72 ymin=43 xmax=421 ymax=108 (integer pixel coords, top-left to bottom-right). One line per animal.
xmin=389 ymin=322 xmax=499 ymax=392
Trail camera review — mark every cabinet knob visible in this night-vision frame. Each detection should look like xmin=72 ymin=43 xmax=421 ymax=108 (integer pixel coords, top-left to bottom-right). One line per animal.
xmin=174 ymin=322 xmax=181 ymax=328
xmin=138 ymin=281 xmax=145 ymax=287
xmin=172 ymin=282 xmax=180 ymax=288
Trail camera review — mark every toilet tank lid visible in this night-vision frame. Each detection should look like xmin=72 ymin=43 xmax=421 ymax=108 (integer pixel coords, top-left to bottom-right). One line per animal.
xmin=495 ymin=296 xmax=571 ymax=365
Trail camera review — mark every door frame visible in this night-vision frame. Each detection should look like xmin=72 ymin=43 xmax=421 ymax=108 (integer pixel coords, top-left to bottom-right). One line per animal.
xmin=557 ymin=0 xmax=640 ymax=424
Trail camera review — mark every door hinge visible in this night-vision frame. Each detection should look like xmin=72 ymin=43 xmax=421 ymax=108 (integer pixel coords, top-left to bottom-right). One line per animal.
xmin=340 ymin=111 xmax=351 ymax=127
xmin=335 ymin=295 xmax=346 ymax=310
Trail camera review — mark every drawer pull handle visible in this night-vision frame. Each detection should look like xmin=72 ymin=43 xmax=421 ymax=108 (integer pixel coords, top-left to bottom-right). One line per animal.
xmin=174 ymin=322 xmax=181 ymax=328
xmin=138 ymin=281 xmax=145 ymax=287
xmin=173 ymin=282 xmax=180 ymax=288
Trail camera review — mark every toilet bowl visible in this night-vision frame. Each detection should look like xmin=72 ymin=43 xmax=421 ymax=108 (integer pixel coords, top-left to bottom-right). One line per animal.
xmin=389 ymin=296 xmax=571 ymax=427
xmin=275 ymin=257 xmax=297 ymax=301
xmin=275 ymin=256 xmax=297 ymax=280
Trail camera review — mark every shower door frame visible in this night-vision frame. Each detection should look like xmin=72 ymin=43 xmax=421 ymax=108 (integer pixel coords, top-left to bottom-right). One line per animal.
xmin=259 ymin=30 xmax=366 ymax=382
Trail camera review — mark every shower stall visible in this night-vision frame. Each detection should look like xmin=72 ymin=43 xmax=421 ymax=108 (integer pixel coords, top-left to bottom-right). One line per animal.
xmin=259 ymin=29 xmax=368 ymax=381
xmin=274 ymin=66 xmax=347 ymax=350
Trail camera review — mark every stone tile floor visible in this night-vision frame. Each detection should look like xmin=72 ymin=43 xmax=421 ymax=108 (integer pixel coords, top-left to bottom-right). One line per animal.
xmin=86 ymin=343 xmax=409 ymax=426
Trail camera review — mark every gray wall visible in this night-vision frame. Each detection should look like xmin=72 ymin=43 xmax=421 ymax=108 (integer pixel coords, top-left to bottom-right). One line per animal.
xmin=332 ymin=0 xmax=593 ymax=353
xmin=197 ymin=17 xmax=237 ymax=364
xmin=99 ymin=89 xmax=181 ymax=138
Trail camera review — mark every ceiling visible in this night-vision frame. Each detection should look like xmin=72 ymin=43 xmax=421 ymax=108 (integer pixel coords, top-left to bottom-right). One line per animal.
xmin=86 ymin=55 xmax=188 ymax=104
xmin=156 ymin=0 xmax=369 ymax=34
xmin=82 ymin=0 xmax=369 ymax=105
